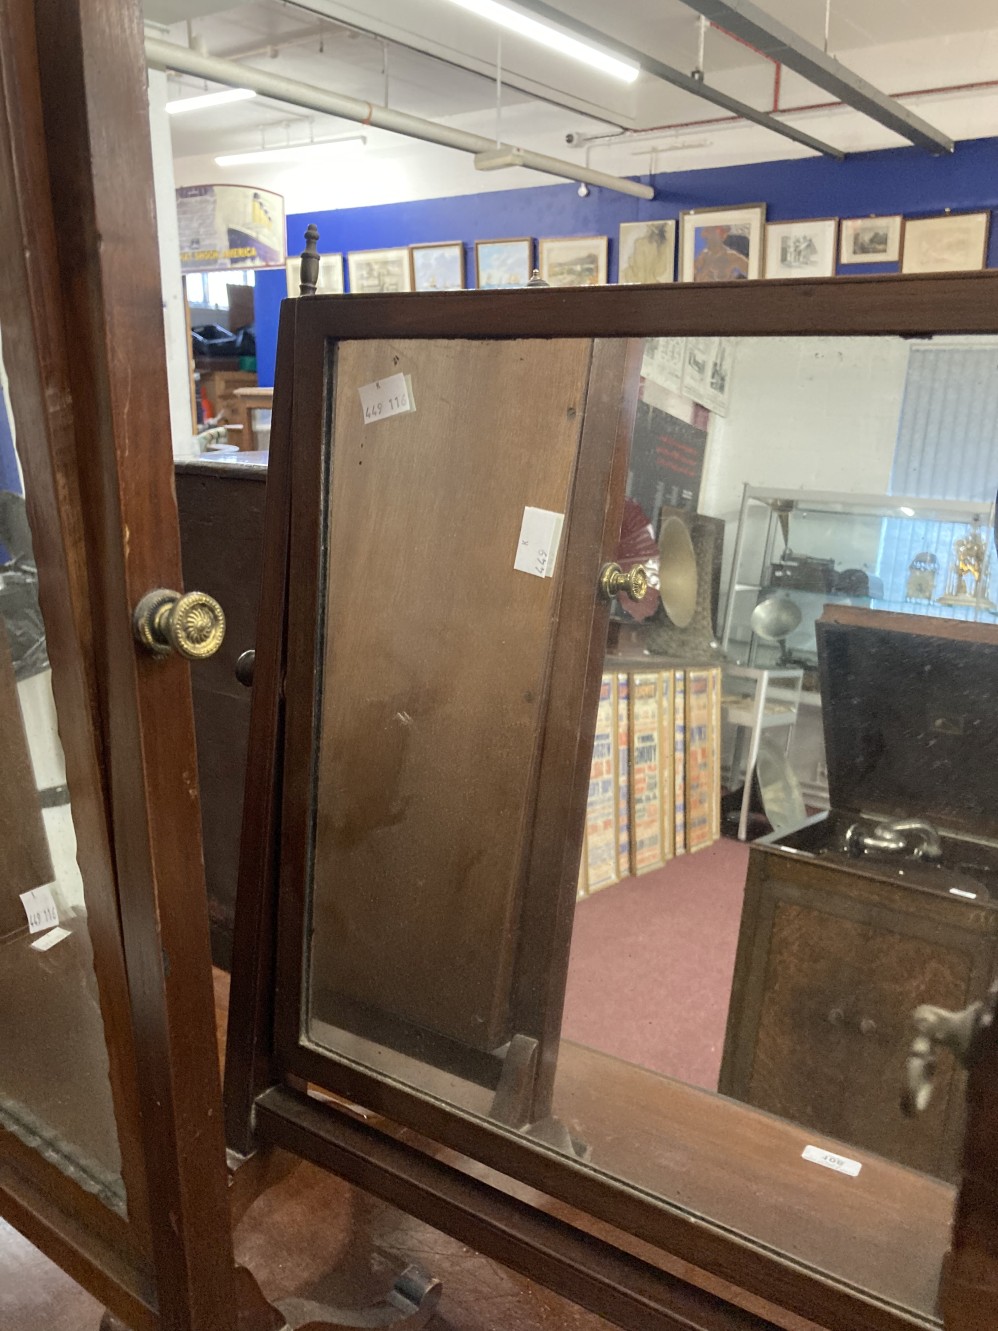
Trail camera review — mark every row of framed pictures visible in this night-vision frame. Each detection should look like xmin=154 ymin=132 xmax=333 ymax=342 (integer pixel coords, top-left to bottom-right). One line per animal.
xmin=284 ymin=206 xmax=992 ymax=297
xmin=678 ymin=204 xmax=992 ymax=280
xmin=285 ymin=236 xmax=610 ymax=294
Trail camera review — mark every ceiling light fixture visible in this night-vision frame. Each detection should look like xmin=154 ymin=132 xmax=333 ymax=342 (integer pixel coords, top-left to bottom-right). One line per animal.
xmin=440 ymin=0 xmax=640 ymax=83
xmin=214 ymin=135 xmax=366 ymax=167
xmin=166 ymin=87 xmax=256 ymax=115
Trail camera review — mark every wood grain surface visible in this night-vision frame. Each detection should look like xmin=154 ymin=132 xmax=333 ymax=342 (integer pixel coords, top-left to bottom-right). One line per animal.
xmin=309 ymin=338 xmax=595 ymax=1051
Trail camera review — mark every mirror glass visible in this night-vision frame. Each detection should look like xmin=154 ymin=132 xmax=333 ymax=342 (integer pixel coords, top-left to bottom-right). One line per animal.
xmin=0 ymin=325 xmax=123 ymax=1209
xmin=299 ymin=331 xmax=998 ymax=1322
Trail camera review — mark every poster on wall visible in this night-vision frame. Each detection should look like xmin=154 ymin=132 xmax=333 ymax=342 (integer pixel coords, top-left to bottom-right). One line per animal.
xmin=176 ymin=184 xmax=285 ymax=272
xmin=628 ymin=399 xmax=709 ymax=518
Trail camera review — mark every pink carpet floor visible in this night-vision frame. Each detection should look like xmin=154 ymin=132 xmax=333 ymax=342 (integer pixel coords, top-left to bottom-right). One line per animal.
xmin=562 ymin=837 xmax=751 ymax=1092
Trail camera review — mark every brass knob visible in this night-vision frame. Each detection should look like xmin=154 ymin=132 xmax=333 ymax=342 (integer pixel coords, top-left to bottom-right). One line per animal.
xmin=599 ymin=562 xmax=649 ymax=603
xmin=133 ymin=588 xmax=226 ymax=661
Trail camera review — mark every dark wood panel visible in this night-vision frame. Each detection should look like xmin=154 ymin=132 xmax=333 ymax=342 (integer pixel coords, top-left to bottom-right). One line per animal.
xmin=176 ymin=463 xmax=267 ymax=969
xmin=292 ymin=271 xmax=998 ymax=344
xmin=721 ymin=848 xmax=997 ymax=1181
xmin=308 ymin=338 xmax=596 ymax=1051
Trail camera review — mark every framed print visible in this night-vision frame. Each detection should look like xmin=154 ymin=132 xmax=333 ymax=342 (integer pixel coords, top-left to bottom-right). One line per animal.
xmin=346 ymin=247 xmax=412 ymax=294
xmin=640 ymin=337 xmax=685 ymax=394
xmin=409 ymin=241 xmax=465 ymax=291
xmin=700 ymin=338 xmax=734 ymax=416
xmin=681 ymin=336 xmax=715 ymax=404
xmin=475 ymin=237 xmax=533 ymax=289
xmin=538 ymin=235 xmax=608 ymax=287
xmin=618 ymin=220 xmax=676 ymax=284
xmin=285 ymin=252 xmax=344 ymax=296
xmin=839 ymin=215 xmax=903 ymax=265
xmin=764 ymin=218 xmax=838 ymax=279
xmin=679 ymin=204 xmax=765 ymax=282
xmin=902 ymin=212 xmax=990 ymax=274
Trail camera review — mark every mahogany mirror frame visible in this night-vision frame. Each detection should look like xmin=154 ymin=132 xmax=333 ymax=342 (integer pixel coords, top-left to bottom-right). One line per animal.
xmin=0 ymin=5 xmax=284 ymax=1330
xmin=226 ymin=270 xmax=998 ymax=1331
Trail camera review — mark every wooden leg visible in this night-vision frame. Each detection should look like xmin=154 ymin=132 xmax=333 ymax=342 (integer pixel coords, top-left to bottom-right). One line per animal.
xmin=276 ymin=1264 xmax=441 ymax=1330
xmin=99 ymin=1315 xmax=130 ymax=1331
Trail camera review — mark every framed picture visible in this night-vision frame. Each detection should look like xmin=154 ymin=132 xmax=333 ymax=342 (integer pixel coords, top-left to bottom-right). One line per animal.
xmin=700 ymin=338 xmax=734 ymax=416
xmin=475 ymin=237 xmax=533 ymax=289
xmin=681 ymin=337 xmax=715 ymax=403
xmin=901 ymin=212 xmax=990 ymax=274
xmin=346 ymin=247 xmax=412 ymax=294
xmin=538 ymin=235 xmax=608 ymax=287
xmin=839 ymin=215 xmax=903 ymax=265
xmin=678 ymin=204 xmax=765 ymax=282
xmin=764 ymin=218 xmax=838 ymax=279
xmin=618 ymin=220 xmax=676 ymax=284
xmin=409 ymin=241 xmax=465 ymax=291
xmin=285 ymin=253 xmax=344 ymax=296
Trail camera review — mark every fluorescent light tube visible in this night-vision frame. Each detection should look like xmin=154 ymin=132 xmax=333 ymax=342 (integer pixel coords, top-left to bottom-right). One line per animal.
xmin=166 ymin=87 xmax=256 ymax=115
xmin=441 ymin=0 xmax=640 ymax=83
xmin=215 ymin=136 xmax=366 ymax=167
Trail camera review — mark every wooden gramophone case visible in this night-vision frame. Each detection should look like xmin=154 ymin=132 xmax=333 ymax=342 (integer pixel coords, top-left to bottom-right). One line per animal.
xmin=720 ymin=605 xmax=998 ymax=1180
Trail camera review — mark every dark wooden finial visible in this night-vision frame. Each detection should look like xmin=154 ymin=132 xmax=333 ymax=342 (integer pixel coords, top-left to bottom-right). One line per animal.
xmin=299 ymin=223 xmax=320 ymax=296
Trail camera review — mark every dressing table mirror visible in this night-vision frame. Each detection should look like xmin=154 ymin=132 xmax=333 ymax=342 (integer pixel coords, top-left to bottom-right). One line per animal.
xmin=224 ymin=268 xmax=998 ymax=1331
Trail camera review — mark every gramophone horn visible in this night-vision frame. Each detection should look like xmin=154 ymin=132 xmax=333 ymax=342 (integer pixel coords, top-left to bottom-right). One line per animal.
xmin=750 ymin=594 xmax=802 ymax=643
xmin=658 ymin=516 xmax=698 ymax=629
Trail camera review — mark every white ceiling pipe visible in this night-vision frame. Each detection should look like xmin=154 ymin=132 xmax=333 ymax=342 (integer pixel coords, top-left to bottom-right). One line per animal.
xmin=145 ymin=35 xmax=654 ymax=200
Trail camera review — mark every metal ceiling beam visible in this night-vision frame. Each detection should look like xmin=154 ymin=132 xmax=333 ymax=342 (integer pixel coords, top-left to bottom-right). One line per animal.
xmin=672 ymin=0 xmax=953 ymax=153
xmin=144 ymin=36 xmax=655 ymax=198
xmin=506 ymin=0 xmax=844 ymax=159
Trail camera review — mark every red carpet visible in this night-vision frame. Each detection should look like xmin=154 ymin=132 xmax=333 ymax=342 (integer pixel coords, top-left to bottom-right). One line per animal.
xmin=562 ymin=838 xmax=751 ymax=1092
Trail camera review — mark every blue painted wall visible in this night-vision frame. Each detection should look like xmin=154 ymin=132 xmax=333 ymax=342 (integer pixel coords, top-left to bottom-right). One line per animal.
xmin=254 ymin=135 xmax=998 ymax=387
xmin=0 ymin=387 xmax=21 ymax=498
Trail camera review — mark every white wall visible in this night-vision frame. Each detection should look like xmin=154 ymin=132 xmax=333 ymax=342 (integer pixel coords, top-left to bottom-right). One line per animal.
xmin=701 ymin=336 xmax=910 ymax=527
xmin=149 ymin=69 xmax=198 ymax=457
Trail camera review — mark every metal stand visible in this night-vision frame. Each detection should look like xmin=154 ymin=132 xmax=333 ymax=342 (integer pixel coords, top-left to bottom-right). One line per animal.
xmin=277 ymin=1265 xmax=441 ymax=1330
xmin=102 ymin=1266 xmax=440 ymax=1331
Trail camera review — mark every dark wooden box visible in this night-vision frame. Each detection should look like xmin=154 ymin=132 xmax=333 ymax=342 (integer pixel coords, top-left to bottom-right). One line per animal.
xmin=719 ymin=606 xmax=998 ymax=1181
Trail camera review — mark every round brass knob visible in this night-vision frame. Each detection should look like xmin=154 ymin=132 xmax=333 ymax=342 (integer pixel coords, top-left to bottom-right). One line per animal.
xmin=133 ymin=588 xmax=226 ymax=661
xmin=599 ymin=562 xmax=649 ymax=603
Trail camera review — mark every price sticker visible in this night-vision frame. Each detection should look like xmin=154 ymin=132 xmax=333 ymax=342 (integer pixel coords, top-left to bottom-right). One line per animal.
xmin=31 ymin=926 xmax=72 ymax=953
xmin=358 ymin=373 xmax=416 ymax=425
xmin=19 ymin=885 xmax=60 ymax=936
xmin=802 ymin=1144 xmax=862 ymax=1177
xmin=513 ymin=507 xmax=565 ymax=580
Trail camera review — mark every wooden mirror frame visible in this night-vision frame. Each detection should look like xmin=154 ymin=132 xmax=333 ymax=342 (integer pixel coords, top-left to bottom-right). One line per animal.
xmin=0 ymin=5 xmax=286 ymax=1329
xmin=226 ymin=271 xmax=998 ymax=1331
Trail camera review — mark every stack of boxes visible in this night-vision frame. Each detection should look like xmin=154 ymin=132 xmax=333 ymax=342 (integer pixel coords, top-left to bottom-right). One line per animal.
xmin=578 ymin=665 xmax=722 ymax=899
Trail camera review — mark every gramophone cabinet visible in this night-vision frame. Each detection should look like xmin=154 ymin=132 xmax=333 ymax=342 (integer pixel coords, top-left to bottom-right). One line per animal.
xmin=719 ymin=606 xmax=998 ymax=1181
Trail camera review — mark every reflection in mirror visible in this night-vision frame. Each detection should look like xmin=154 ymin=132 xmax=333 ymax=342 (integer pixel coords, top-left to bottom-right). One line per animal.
xmin=298 ymin=333 xmax=998 ymax=1322
xmin=0 ymin=326 xmax=123 ymax=1207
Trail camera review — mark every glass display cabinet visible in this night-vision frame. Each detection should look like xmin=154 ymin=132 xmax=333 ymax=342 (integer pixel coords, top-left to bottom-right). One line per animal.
xmin=721 ymin=486 xmax=998 ymax=672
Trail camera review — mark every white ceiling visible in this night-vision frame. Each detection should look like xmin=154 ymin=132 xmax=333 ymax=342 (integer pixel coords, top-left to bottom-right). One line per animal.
xmin=148 ymin=0 xmax=998 ymax=167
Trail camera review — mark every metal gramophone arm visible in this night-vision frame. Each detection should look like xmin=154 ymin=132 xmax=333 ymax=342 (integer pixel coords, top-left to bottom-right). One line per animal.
xmin=901 ymin=979 xmax=998 ymax=1118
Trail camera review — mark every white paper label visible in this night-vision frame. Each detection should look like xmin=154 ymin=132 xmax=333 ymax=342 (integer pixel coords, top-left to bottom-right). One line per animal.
xmin=358 ymin=373 xmax=415 ymax=424
xmin=31 ymin=926 xmax=72 ymax=952
xmin=514 ymin=507 xmax=565 ymax=579
xmin=20 ymin=885 xmax=60 ymax=936
xmin=802 ymin=1145 xmax=862 ymax=1177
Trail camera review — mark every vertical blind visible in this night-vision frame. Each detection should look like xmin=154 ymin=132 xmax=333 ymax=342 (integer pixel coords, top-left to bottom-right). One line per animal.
xmin=890 ymin=345 xmax=998 ymax=500
xmin=877 ymin=346 xmax=998 ymax=616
